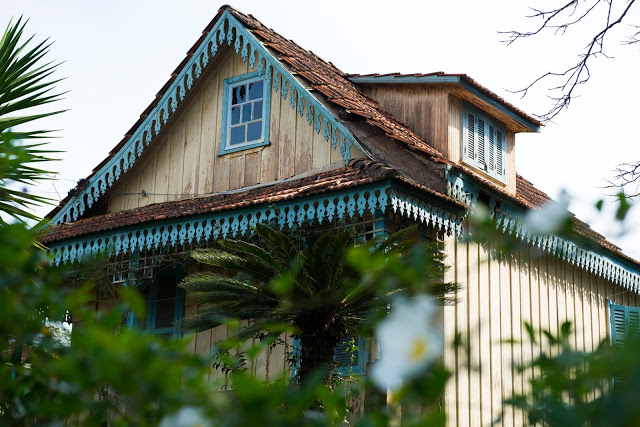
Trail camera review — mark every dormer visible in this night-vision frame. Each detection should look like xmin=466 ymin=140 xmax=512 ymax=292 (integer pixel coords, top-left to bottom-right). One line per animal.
xmin=349 ymin=73 xmax=542 ymax=194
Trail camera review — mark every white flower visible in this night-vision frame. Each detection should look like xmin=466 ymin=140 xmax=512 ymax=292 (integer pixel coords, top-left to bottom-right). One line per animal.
xmin=522 ymin=190 xmax=570 ymax=235
xmin=159 ymin=406 xmax=213 ymax=427
xmin=371 ymin=295 xmax=443 ymax=392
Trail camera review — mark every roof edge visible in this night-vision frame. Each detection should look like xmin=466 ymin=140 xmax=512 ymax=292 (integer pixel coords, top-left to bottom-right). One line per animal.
xmin=348 ymin=74 xmax=542 ymax=133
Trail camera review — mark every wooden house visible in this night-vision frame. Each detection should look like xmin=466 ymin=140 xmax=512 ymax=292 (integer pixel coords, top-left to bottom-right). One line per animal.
xmin=41 ymin=6 xmax=640 ymax=426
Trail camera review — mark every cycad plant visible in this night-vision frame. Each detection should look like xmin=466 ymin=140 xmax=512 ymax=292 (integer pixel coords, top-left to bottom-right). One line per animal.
xmin=0 ymin=17 xmax=64 ymax=224
xmin=180 ymin=223 xmax=453 ymax=385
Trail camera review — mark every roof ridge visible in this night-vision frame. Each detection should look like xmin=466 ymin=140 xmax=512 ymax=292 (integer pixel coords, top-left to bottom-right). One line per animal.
xmin=226 ymin=8 xmax=447 ymax=161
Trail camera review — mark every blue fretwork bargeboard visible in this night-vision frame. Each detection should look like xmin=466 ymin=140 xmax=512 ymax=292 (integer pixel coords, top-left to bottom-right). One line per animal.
xmin=51 ymin=11 xmax=360 ymax=226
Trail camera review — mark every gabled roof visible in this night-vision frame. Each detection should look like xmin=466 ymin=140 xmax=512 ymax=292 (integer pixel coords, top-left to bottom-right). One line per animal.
xmin=42 ymin=5 xmax=638 ymax=278
xmin=229 ymin=9 xmax=445 ymax=159
xmin=347 ymin=72 xmax=543 ymax=132
xmin=47 ymin=5 xmax=448 ymax=226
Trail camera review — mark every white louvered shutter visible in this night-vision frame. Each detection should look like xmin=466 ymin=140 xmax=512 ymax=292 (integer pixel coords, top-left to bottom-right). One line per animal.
xmin=466 ymin=112 xmax=475 ymax=161
xmin=496 ymin=129 xmax=505 ymax=176
xmin=488 ymin=125 xmax=495 ymax=172
xmin=477 ymin=118 xmax=485 ymax=166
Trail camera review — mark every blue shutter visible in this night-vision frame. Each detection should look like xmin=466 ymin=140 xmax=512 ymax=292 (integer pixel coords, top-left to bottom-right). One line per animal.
xmin=334 ymin=336 xmax=367 ymax=375
xmin=609 ymin=300 xmax=640 ymax=348
xmin=141 ymin=270 xmax=185 ymax=339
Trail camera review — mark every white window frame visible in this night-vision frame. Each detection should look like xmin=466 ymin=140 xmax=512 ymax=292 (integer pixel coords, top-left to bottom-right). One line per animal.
xmin=462 ymin=104 xmax=507 ymax=184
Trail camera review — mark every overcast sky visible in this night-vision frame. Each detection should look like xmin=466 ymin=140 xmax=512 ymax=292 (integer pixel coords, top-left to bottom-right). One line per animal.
xmin=6 ymin=0 xmax=640 ymax=259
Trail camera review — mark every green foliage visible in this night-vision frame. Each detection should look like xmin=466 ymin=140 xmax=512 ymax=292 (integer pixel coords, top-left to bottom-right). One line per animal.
xmin=506 ymin=322 xmax=640 ymax=427
xmin=180 ymin=224 xmax=457 ymax=385
xmin=0 ymin=17 xmax=64 ymax=223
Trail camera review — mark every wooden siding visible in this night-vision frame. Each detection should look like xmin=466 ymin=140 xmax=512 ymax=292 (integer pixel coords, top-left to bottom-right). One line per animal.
xmin=182 ymin=263 xmax=295 ymax=388
xmin=360 ymin=84 xmax=451 ymax=158
xmin=361 ymin=85 xmax=517 ymax=195
xmin=443 ymin=232 xmax=637 ymax=427
xmin=107 ymin=44 xmax=364 ymax=213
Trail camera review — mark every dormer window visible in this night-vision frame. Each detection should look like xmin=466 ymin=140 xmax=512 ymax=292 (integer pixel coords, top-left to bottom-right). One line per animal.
xmin=220 ymin=71 xmax=271 ymax=154
xmin=462 ymin=104 xmax=507 ymax=184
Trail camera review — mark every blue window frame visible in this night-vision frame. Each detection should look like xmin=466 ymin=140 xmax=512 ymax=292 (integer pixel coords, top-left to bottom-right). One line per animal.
xmin=462 ymin=103 xmax=507 ymax=184
xmin=220 ymin=71 xmax=271 ymax=155
xmin=135 ymin=269 xmax=185 ymax=339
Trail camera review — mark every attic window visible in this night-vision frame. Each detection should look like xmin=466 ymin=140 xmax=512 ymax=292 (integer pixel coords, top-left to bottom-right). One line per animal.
xmin=462 ymin=104 xmax=507 ymax=184
xmin=220 ymin=71 xmax=271 ymax=155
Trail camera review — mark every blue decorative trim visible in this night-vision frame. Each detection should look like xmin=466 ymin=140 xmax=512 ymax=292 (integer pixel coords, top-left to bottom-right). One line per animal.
xmin=219 ymin=71 xmax=271 ymax=155
xmin=389 ymin=186 xmax=464 ymax=236
xmin=47 ymin=182 xmax=462 ymax=266
xmin=51 ymin=11 xmax=363 ymax=226
xmin=348 ymin=75 xmax=541 ymax=133
xmin=445 ymin=167 xmax=640 ymax=292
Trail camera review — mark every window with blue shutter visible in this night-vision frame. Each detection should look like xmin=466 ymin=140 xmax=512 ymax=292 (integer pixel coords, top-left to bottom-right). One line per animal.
xmin=136 ymin=270 xmax=185 ymax=339
xmin=334 ymin=336 xmax=367 ymax=375
xmin=609 ymin=300 xmax=640 ymax=348
xmin=290 ymin=336 xmax=368 ymax=379
xmin=462 ymin=103 xmax=507 ymax=184
xmin=220 ymin=71 xmax=271 ymax=155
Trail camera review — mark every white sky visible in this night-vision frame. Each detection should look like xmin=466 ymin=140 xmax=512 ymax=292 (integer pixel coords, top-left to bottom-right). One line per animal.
xmin=5 ymin=0 xmax=640 ymax=259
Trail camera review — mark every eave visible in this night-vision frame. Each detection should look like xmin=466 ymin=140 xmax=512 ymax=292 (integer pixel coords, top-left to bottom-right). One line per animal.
xmin=348 ymin=73 xmax=542 ymax=133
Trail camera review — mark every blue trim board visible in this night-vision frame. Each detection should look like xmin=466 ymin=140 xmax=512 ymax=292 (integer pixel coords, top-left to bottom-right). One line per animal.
xmin=348 ymin=75 xmax=541 ymax=133
xmin=445 ymin=166 xmax=640 ymax=293
xmin=51 ymin=10 xmax=364 ymax=226
xmin=47 ymin=181 xmax=464 ymax=266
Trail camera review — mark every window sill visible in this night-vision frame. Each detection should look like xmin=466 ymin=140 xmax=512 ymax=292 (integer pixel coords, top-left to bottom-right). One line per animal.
xmin=460 ymin=160 xmax=508 ymax=187
xmin=217 ymin=140 xmax=270 ymax=156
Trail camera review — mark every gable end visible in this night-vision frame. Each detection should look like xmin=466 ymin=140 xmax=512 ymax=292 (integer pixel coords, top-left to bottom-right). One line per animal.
xmin=50 ymin=9 xmax=364 ymax=226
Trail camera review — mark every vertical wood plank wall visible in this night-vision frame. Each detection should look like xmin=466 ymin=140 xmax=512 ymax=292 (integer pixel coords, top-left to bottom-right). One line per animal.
xmin=183 ymin=262 xmax=295 ymax=389
xmin=359 ymin=85 xmax=451 ymax=158
xmin=107 ymin=44 xmax=364 ymax=213
xmin=443 ymin=233 xmax=637 ymax=427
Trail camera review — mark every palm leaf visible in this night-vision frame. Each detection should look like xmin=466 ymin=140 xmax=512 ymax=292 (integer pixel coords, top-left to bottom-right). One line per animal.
xmin=0 ymin=17 xmax=63 ymax=223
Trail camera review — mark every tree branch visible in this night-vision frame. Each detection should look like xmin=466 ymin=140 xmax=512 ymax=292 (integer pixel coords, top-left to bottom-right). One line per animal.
xmin=502 ymin=0 xmax=637 ymax=121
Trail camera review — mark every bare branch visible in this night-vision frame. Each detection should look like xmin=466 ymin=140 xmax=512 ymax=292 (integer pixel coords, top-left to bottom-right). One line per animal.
xmin=607 ymin=161 xmax=640 ymax=198
xmin=503 ymin=0 xmax=637 ymax=121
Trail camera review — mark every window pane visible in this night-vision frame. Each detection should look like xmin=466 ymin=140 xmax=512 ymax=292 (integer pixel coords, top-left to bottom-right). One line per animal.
xmin=246 ymin=121 xmax=262 ymax=142
xmin=231 ymin=106 xmax=241 ymax=125
xmin=231 ymin=86 xmax=239 ymax=105
xmin=230 ymin=125 xmax=245 ymax=145
xmin=242 ymin=104 xmax=252 ymax=123
xmin=248 ymin=80 xmax=264 ymax=100
xmin=253 ymin=101 xmax=263 ymax=120
xmin=237 ymin=84 xmax=246 ymax=103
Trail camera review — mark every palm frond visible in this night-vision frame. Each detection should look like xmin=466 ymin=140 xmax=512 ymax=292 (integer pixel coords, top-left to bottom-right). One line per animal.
xmin=216 ymin=238 xmax=285 ymax=275
xmin=254 ymin=223 xmax=298 ymax=264
xmin=0 ymin=17 xmax=63 ymax=223
xmin=178 ymin=271 xmax=259 ymax=293
xmin=190 ymin=249 xmax=275 ymax=283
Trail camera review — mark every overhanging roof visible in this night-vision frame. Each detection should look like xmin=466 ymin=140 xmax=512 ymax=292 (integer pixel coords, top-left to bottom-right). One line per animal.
xmin=348 ymin=72 xmax=542 ymax=133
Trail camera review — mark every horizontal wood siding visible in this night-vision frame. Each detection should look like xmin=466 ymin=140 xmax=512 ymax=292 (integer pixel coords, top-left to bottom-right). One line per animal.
xmin=443 ymin=233 xmax=637 ymax=427
xmin=107 ymin=44 xmax=363 ymax=213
